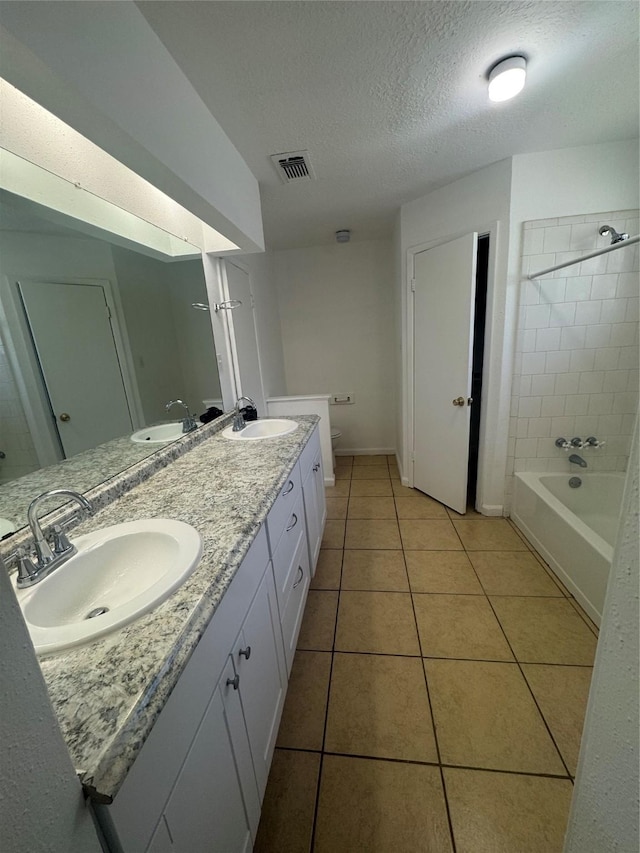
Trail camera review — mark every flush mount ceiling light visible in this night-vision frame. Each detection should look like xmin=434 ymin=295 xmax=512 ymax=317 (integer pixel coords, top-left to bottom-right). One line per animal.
xmin=488 ymin=56 xmax=527 ymax=102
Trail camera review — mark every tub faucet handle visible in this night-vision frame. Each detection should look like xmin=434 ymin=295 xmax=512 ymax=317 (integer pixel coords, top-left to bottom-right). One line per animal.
xmin=585 ymin=436 xmax=605 ymax=449
xmin=570 ymin=437 xmax=584 ymax=448
xmin=555 ymin=437 xmax=571 ymax=452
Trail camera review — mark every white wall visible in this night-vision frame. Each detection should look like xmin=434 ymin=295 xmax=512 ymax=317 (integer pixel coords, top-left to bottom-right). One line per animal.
xmin=274 ymin=239 xmax=395 ymax=453
xmin=564 ymin=417 xmax=639 ymax=853
xmin=400 ymin=158 xmax=513 ymax=507
xmin=241 ymin=253 xmax=287 ymax=401
xmin=0 ymin=563 xmax=102 ymax=853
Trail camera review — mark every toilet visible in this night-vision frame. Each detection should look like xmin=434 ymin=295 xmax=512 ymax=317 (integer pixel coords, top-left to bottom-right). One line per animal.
xmin=331 ymin=428 xmax=342 ymax=465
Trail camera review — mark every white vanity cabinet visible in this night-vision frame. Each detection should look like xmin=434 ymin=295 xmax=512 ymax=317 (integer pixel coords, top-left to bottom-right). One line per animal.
xmin=95 ymin=525 xmax=283 ymax=853
xmin=300 ymin=426 xmax=327 ymax=575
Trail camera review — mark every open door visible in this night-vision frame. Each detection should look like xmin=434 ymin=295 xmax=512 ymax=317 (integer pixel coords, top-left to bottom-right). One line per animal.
xmin=413 ymin=233 xmax=477 ymax=514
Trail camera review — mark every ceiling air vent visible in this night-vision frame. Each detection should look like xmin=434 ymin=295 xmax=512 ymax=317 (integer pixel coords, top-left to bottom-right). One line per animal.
xmin=270 ymin=150 xmax=316 ymax=184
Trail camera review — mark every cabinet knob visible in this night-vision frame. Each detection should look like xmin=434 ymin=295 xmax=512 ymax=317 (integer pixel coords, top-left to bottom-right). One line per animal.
xmin=239 ymin=646 xmax=251 ymax=660
xmin=285 ymin=513 xmax=298 ymax=532
xmin=59 ymin=412 xmax=71 ymax=422
xmin=226 ymin=674 xmax=240 ymax=690
xmin=293 ymin=566 xmax=304 ymax=589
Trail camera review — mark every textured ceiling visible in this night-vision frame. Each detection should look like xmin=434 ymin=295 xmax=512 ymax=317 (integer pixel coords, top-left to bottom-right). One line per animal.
xmin=139 ymin=1 xmax=639 ymax=250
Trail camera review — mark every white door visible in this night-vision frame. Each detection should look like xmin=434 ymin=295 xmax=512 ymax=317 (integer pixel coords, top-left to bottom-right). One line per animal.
xmin=18 ymin=280 xmax=133 ymax=458
xmin=413 ymin=233 xmax=478 ymax=514
xmin=224 ymin=261 xmax=265 ymax=413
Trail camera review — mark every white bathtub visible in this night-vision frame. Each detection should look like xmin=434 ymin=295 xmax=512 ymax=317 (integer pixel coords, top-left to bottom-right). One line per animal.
xmin=511 ymin=472 xmax=625 ymax=626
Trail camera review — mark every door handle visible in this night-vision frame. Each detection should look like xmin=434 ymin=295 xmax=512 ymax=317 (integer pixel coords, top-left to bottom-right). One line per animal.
xmin=59 ymin=413 xmax=71 ymax=422
xmin=452 ymin=397 xmax=465 ymax=407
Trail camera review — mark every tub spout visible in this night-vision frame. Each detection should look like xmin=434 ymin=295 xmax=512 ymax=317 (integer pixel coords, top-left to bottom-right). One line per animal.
xmin=569 ymin=454 xmax=588 ymax=468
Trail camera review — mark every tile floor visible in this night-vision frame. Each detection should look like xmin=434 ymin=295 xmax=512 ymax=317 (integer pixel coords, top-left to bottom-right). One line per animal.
xmin=255 ymin=455 xmax=599 ymax=853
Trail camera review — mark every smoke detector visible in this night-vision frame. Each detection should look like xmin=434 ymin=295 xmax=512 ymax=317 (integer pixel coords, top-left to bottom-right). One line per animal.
xmin=270 ymin=150 xmax=316 ymax=184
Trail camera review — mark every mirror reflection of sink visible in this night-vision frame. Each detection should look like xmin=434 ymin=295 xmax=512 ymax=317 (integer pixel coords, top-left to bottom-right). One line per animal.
xmin=221 ymin=419 xmax=298 ymax=441
xmin=131 ymin=423 xmax=186 ymax=444
xmin=14 ymin=519 xmax=203 ymax=655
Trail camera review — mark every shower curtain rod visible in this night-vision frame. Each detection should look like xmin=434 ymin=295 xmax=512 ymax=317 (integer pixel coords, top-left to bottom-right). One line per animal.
xmin=528 ymin=234 xmax=639 ymax=280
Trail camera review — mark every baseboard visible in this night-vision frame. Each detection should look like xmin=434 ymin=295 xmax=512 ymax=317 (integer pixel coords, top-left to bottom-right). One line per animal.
xmin=324 ymin=474 xmax=335 ymax=487
xmin=335 ymin=447 xmax=396 ymax=456
xmin=478 ymin=503 xmax=504 ymax=517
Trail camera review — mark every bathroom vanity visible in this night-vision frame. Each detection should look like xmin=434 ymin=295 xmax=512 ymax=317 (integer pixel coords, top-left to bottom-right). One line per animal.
xmin=7 ymin=416 xmax=325 ymax=853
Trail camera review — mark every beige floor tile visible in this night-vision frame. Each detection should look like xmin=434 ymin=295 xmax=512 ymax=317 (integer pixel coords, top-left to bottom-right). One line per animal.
xmin=335 ymin=454 xmax=354 ymax=463
xmin=447 ymin=505 xmax=494 ymax=521
xmin=345 ymin=519 xmax=402 ymax=549
xmin=353 ymin=454 xmax=389 ymax=466
xmin=277 ymin=650 xmax=332 ymax=750
xmin=399 ymin=519 xmax=463 ymax=550
xmin=386 ymin=454 xmax=396 ymax=462
xmin=311 ymin=550 xmax=343 ymax=590
xmin=351 ymin=465 xmax=391 ymax=479
xmin=389 ymin=464 xmax=400 ymax=478
xmin=522 ymin=664 xmax=593 ymax=775
xmin=321 ymin=519 xmax=345 ymax=549
xmin=395 ymin=495 xmax=449 ymax=518
xmin=468 ymin=551 xmax=564 ymax=596
xmin=325 ymin=653 xmax=437 ymax=761
xmin=325 ymin=496 xmax=348 ymax=519
xmin=254 ymin=749 xmax=320 ymax=853
xmin=334 ymin=467 xmax=352 ymax=480
xmin=297 ymin=590 xmax=339 ymax=651
xmin=490 ymin=597 xmax=598 ymax=665
xmin=325 ymin=480 xmax=350 ymax=497
xmin=392 ymin=481 xmax=421 ymax=496
xmin=335 ymin=591 xmax=420 ymax=655
xmin=405 ymin=551 xmax=483 ymax=594
xmin=425 ymin=659 xmax=566 ymax=774
xmin=347 ymin=496 xmax=396 ymax=519
xmin=414 ymin=594 xmax=514 ymax=661
xmin=453 ymin=519 xmax=528 ymax=550
xmin=315 ymin=755 xmax=453 ymax=853
xmin=506 ymin=517 xmax=535 ymax=549
xmin=568 ymin=597 xmax=600 ymax=635
xmin=444 ymin=767 xmax=573 ymax=853
xmin=341 ymin=550 xmax=409 ymax=591
xmin=349 ymin=479 xmax=393 ymax=496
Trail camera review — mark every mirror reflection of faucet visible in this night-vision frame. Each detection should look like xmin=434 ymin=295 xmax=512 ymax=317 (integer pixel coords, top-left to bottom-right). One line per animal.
xmin=165 ymin=399 xmax=198 ymax=434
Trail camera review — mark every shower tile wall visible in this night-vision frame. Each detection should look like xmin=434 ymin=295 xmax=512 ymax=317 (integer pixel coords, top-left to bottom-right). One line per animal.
xmin=505 ymin=209 xmax=639 ymax=508
xmin=0 ymin=340 xmax=39 ymax=485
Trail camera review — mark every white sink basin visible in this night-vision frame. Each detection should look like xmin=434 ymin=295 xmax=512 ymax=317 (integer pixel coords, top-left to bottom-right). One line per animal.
xmin=131 ymin=422 xmax=186 ymax=444
xmin=221 ymin=419 xmax=298 ymax=440
xmin=14 ymin=519 xmax=203 ymax=655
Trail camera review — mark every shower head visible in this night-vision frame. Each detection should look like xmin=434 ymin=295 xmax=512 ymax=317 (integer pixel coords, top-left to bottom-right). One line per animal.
xmin=599 ymin=225 xmax=629 ymax=244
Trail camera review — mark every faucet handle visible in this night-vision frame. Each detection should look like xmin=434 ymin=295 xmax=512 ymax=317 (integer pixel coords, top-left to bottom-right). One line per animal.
xmin=14 ymin=547 xmax=38 ymax=587
xmin=51 ymin=523 xmax=73 ymax=555
xmin=585 ymin=436 xmax=605 ymax=449
xmin=555 ymin=437 xmax=571 ymax=452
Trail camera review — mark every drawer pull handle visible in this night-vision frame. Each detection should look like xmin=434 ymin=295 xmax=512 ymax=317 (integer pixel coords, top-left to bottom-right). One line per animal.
xmin=282 ymin=480 xmax=294 ymax=496
xmin=239 ymin=646 xmax=251 ymax=660
xmin=293 ymin=566 xmax=304 ymax=589
xmin=226 ymin=674 xmax=240 ymax=690
xmin=313 ymin=463 xmax=320 ymax=472
xmin=286 ymin=513 xmax=298 ymax=532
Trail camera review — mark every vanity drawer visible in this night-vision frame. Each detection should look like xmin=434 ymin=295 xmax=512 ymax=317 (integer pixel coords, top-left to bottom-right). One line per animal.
xmin=266 ymin=463 xmax=301 ymax=555
xmin=280 ymin=532 xmax=311 ymax=674
xmin=271 ymin=492 xmax=305 ymax=612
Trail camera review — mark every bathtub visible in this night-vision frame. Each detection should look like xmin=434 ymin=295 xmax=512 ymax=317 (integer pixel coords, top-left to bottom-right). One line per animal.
xmin=511 ymin=472 xmax=625 ymax=626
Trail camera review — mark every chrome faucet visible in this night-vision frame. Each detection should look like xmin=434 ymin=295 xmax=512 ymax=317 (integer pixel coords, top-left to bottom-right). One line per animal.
xmin=166 ymin=399 xmax=198 ymax=433
xmin=16 ymin=489 xmax=94 ymax=588
xmin=568 ymin=454 xmax=588 ymax=469
xmin=232 ymin=396 xmax=256 ymax=432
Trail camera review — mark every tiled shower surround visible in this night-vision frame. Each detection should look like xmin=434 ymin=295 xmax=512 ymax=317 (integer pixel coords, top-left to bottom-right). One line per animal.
xmin=506 ymin=209 xmax=639 ymax=507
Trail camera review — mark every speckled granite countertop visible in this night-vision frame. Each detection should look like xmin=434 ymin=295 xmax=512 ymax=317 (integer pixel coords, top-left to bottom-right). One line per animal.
xmin=15 ymin=415 xmax=318 ymax=802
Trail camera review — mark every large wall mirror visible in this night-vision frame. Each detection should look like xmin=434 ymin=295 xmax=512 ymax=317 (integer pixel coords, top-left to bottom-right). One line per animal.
xmin=0 ymin=189 xmax=224 ymax=537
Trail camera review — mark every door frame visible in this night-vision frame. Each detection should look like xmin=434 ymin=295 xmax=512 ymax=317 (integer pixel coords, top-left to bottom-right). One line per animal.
xmin=406 ymin=220 xmax=503 ymax=515
xmin=0 ymin=275 xmax=144 ymax=468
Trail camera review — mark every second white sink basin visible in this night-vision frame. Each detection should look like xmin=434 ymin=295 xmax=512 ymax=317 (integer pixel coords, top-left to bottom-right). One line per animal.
xmin=15 ymin=519 xmax=203 ymax=655
xmin=222 ymin=419 xmax=298 ymax=440
xmin=131 ymin=422 xmax=186 ymax=444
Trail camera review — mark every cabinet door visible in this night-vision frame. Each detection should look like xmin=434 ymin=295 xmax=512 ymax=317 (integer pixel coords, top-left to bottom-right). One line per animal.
xmin=146 ymin=817 xmax=173 ymax=853
xmin=162 ymin=663 xmax=253 ymax=853
xmin=234 ymin=568 xmax=286 ymax=801
xmin=303 ymin=449 xmax=326 ymax=575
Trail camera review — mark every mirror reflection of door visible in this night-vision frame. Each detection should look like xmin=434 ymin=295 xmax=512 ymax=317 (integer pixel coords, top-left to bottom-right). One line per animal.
xmin=224 ymin=260 xmax=265 ymax=413
xmin=18 ymin=280 xmax=134 ymax=458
